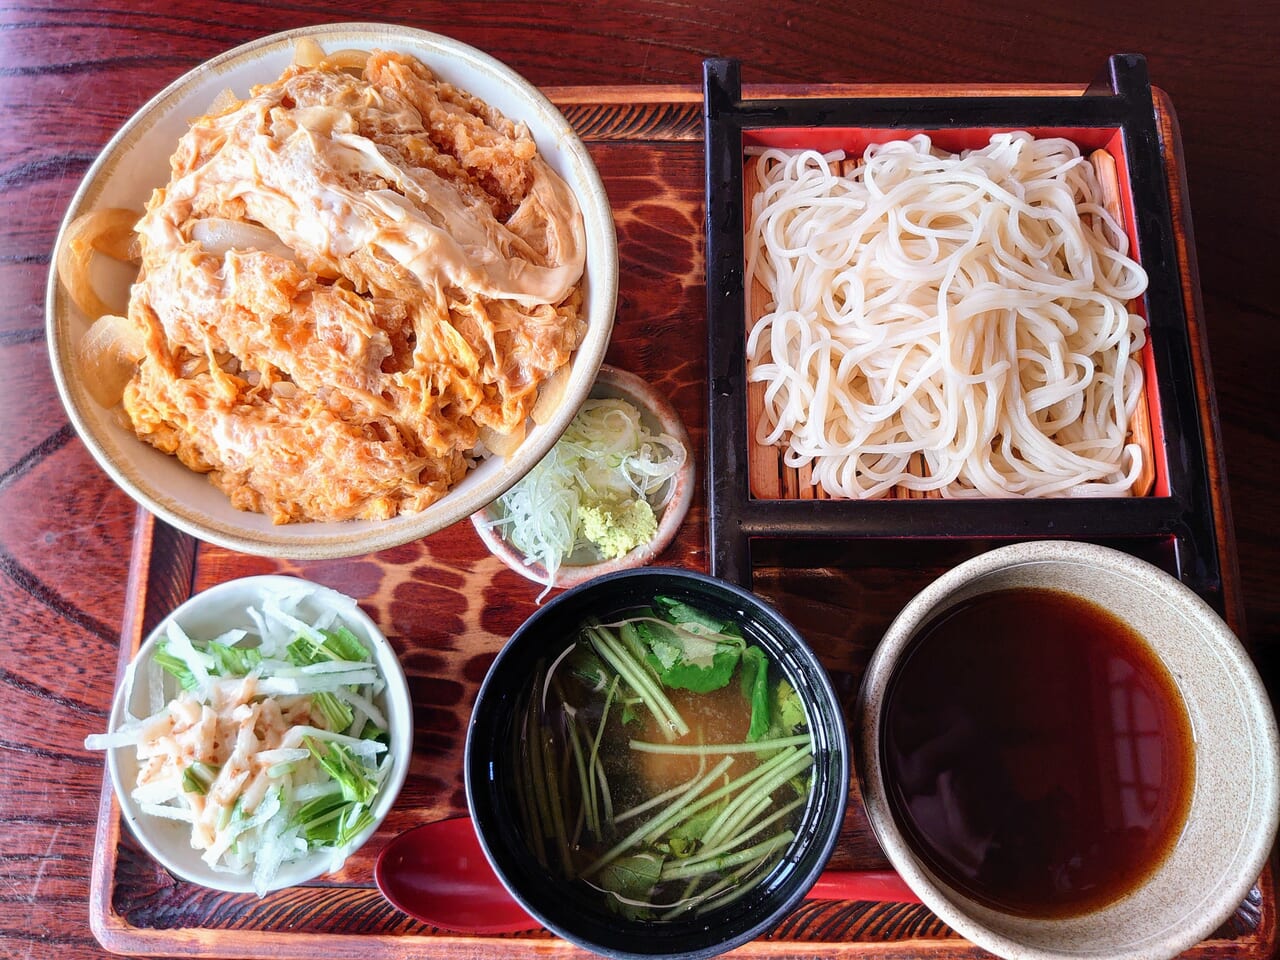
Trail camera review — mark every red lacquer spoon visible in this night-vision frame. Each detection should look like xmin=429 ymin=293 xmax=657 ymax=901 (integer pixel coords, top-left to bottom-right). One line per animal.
xmin=374 ymin=816 xmax=919 ymax=934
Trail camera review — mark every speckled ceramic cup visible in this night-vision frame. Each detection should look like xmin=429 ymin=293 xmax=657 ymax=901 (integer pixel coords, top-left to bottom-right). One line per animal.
xmin=857 ymin=540 xmax=1279 ymax=960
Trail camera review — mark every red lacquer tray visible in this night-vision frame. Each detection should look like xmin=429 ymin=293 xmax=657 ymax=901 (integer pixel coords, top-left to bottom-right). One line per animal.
xmin=89 ymin=83 xmax=1275 ymax=959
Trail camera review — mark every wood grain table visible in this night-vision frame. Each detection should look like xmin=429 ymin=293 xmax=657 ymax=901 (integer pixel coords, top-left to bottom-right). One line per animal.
xmin=2 ymin=2 xmax=1276 ymax=958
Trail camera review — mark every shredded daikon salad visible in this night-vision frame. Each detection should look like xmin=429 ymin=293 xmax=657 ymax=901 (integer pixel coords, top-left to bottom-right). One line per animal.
xmin=85 ymin=585 xmax=394 ymax=895
xmin=490 ymin=397 xmax=686 ymax=598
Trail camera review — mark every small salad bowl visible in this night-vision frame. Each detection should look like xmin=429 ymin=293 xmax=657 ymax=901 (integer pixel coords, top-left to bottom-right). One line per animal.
xmin=472 ymin=364 xmax=695 ymax=593
xmin=91 ymin=575 xmax=412 ymax=895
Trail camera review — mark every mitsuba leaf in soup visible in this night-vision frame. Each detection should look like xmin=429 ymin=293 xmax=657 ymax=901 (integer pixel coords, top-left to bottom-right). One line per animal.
xmin=740 ymin=645 xmax=771 ymax=741
xmin=632 ymin=596 xmax=746 ymax=693
xmin=598 ymin=851 xmax=664 ymax=916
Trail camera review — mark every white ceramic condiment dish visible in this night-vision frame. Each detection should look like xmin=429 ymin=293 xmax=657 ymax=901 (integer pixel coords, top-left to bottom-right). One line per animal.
xmin=46 ymin=23 xmax=617 ymax=558
xmin=103 ymin=575 xmax=412 ymax=894
xmin=857 ymin=540 xmax=1279 ymax=960
xmin=472 ymin=364 xmax=694 ymax=591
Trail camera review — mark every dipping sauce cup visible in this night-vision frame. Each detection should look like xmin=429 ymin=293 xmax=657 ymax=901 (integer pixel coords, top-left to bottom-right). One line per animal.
xmin=857 ymin=540 xmax=1279 ymax=960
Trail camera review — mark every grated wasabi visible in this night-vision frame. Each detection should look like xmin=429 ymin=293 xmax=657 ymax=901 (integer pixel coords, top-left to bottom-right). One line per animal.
xmin=490 ymin=397 xmax=685 ymax=598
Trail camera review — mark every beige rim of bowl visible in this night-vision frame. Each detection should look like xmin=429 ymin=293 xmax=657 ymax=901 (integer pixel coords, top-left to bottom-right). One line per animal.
xmin=857 ymin=540 xmax=1280 ymax=960
xmin=46 ymin=23 xmax=617 ymax=559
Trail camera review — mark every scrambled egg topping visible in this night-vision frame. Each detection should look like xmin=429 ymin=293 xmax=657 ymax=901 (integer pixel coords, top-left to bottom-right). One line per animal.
xmin=121 ymin=50 xmax=586 ymax=523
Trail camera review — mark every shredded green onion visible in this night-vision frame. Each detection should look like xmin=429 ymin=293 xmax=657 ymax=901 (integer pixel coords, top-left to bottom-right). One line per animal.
xmin=181 ymin=761 xmax=220 ymax=796
xmin=490 ymin=397 xmax=686 ymax=597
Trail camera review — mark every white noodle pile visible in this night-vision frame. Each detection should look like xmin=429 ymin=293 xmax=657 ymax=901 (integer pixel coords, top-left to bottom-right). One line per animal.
xmin=744 ymin=132 xmax=1149 ymax=498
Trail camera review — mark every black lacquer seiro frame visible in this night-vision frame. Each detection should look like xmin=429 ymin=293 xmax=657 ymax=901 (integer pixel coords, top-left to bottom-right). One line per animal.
xmin=702 ymin=54 xmax=1220 ymax=606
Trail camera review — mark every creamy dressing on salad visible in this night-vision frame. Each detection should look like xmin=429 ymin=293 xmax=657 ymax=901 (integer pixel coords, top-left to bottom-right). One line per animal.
xmin=85 ymin=585 xmax=393 ymax=895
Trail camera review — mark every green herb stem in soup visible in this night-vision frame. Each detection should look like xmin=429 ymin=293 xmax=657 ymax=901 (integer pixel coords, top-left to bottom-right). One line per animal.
xmin=514 ymin=596 xmax=814 ymax=919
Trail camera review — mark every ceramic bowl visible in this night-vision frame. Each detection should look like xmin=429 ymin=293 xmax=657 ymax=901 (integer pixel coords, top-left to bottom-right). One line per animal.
xmin=471 ymin=364 xmax=695 ymax=592
xmin=465 ymin=567 xmax=849 ymax=959
xmin=856 ymin=540 xmax=1280 ymax=960
xmin=101 ymin=575 xmax=413 ymax=894
xmin=46 ymin=23 xmax=617 ymax=558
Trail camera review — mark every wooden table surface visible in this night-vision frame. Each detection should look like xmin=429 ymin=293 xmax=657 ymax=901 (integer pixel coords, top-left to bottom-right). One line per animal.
xmin=2 ymin=1 xmax=1276 ymax=958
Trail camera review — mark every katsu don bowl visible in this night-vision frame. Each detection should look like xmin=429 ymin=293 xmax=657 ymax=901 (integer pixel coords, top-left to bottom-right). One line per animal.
xmin=46 ymin=22 xmax=617 ymax=558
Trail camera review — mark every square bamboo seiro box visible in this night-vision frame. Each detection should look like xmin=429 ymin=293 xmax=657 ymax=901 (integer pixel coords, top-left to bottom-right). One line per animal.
xmin=702 ymin=54 xmax=1220 ymax=600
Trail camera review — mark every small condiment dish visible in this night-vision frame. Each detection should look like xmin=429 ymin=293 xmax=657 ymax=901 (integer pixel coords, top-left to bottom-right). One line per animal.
xmin=472 ymin=364 xmax=695 ymax=592
xmin=856 ymin=540 xmax=1279 ymax=960
xmin=101 ymin=575 xmax=412 ymax=894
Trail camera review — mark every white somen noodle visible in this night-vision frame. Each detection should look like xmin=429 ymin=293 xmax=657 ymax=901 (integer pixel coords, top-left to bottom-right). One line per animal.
xmin=744 ymin=132 xmax=1149 ymax=498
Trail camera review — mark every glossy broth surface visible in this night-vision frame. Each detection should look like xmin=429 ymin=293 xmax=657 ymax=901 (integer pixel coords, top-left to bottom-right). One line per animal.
xmin=509 ymin=597 xmax=815 ymax=921
xmin=881 ymin=587 xmax=1194 ymax=918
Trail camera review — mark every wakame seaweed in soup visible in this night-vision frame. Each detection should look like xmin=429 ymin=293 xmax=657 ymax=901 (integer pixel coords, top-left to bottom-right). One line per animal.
xmin=511 ymin=596 xmax=814 ymax=919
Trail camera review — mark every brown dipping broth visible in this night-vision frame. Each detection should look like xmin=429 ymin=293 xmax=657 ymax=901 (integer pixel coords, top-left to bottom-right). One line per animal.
xmin=880 ymin=587 xmax=1194 ymax=919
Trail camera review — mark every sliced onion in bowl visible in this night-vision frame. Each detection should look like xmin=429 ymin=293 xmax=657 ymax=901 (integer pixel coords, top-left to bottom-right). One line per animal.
xmin=77 ymin=313 xmax=146 ymax=407
xmin=191 ymin=218 xmax=296 ymax=260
